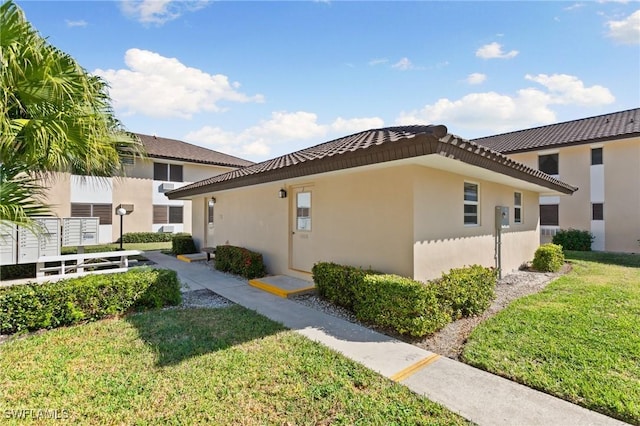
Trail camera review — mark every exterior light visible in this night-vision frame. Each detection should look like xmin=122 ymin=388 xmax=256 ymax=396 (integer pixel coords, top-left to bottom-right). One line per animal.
xmin=278 ymin=189 xmax=287 ymax=198
xmin=116 ymin=207 xmax=127 ymax=251
xmin=209 ymin=197 xmax=216 ymax=206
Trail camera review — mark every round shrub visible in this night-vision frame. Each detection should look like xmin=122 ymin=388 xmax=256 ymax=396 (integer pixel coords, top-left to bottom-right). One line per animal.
xmin=532 ymin=243 xmax=564 ymax=272
xmin=552 ymin=229 xmax=594 ymax=251
xmin=171 ymin=234 xmax=197 ymax=255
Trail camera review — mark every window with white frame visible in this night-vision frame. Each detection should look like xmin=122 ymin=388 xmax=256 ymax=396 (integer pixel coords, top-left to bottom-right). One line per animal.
xmin=514 ymin=192 xmax=523 ymax=224
xmin=71 ymin=203 xmax=113 ymax=225
xmin=463 ymin=182 xmax=479 ymax=226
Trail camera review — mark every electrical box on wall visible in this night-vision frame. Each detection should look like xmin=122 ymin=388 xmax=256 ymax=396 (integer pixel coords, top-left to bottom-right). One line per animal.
xmin=495 ymin=206 xmax=510 ymax=230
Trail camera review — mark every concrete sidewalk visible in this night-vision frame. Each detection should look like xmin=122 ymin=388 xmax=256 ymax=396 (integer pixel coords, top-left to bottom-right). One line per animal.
xmin=144 ymin=251 xmax=627 ymax=426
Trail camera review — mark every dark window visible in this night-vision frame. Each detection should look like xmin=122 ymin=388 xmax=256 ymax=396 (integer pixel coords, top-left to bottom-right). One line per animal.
xmin=153 ymin=205 xmax=168 ymax=224
xmin=169 ymin=164 xmax=183 ymax=182
xmin=153 ymin=205 xmax=184 ymax=224
xmin=591 ymin=148 xmax=603 ymax=165
xmin=169 ymin=206 xmax=183 ymax=224
xmin=538 ymin=154 xmax=559 ymax=175
xmin=592 ymin=203 xmax=604 ymax=221
xmin=153 ymin=162 xmax=168 ymax=181
xmin=540 ymin=204 xmax=559 ymax=226
xmin=70 ymin=203 xmax=112 ymax=225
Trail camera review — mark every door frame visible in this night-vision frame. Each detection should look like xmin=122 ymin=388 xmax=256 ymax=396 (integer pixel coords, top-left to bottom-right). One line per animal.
xmin=288 ymin=183 xmax=314 ymax=272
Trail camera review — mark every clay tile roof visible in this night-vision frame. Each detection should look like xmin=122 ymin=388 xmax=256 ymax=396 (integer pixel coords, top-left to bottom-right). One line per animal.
xmin=167 ymin=124 xmax=577 ymax=199
xmin=136 ymin=133 xmax=254 ymax=168
xmin=472 ymin=108 xmax=640 ymax=153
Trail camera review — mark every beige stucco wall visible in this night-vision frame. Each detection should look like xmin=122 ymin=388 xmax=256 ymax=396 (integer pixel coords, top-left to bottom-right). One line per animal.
xmin=112 ymin=177 xmax=153 ymax=241
xmin=412 ymin=167 xmax=540 ymax=281
xmin=604 ymin=137 xmax=640 ymax=252
xmin=205 ymin=163 xmax=543 ymax=282
xmin=42 ymin=172 xmax=71 ymax=218
xmin=37 ymin=159 xmax=234 ymax=242
xmin=509 ymin=137 xmax=640 ymax=252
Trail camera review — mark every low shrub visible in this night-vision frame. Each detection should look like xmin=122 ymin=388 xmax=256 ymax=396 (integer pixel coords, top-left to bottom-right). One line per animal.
xmin=312 ymin=262 xmax=374 ymax=310
xmin=0 ymin=263 xmax=36 ymax=280
xmin=435 ymin=265 xmax=497 ymax=319
xmin=214 ymin=245 xmax=266 ymax=279
xmin=120 ymin=232 xmax=175 ymax=243
xmin=552 ymin=229 xmax=594 ymax=251
xmin=172 ymin=234 xmax=197 ymax=255
xmin=0 ymin=268 xmax=181 ymax=335
xmin=353 ymin=274 xmax=451 ymax=337
xmin=532 ymin=243 xmax=565 ymax=272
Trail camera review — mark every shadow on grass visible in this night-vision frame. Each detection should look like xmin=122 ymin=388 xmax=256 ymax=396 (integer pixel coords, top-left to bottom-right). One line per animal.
xmin=125 ymin=305 xmax=286 ymax=367
xmin=565 ymin=250 xmax=640 ymax=268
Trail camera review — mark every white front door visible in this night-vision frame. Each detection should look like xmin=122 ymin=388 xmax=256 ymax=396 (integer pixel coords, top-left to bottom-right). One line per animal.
xmin=291 ymin=187 xmax=314 ymax=272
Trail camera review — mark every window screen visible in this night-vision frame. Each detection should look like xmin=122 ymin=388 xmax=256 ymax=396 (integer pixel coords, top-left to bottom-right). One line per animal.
xmin=592 ymin=203 xmax=604 ymax=221
xmin=538 ymin=154 xmax=559 ymax=175
xmin=591 ymin=148 xmax=603 ymax=165
xmin=540 ymin=204 xmax=559 ymax=226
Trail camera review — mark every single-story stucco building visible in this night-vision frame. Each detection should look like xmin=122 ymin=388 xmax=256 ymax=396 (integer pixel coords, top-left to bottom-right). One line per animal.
xmin=166 ymin=125 xmax=576 ymax=282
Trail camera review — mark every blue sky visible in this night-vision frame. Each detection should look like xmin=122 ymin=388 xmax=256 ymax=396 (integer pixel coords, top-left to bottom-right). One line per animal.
xmin=16 ymin=0 xmax=640 ymax=162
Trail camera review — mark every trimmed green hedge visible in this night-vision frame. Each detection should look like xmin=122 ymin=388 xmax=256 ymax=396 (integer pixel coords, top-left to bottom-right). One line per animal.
xmin=312 ymin=262 xmax=375 ymax=310
xmin=0 ymin=268 xmax=181 ymax=335
xmin=532 ymin=243 xmax=565 ymax=272
xmin=435 ymin=265 xmax=497 ymax=320
xmin=119 ymin=232 xmax=191 ymax=243
xmin=214 ymin=245 xmax=266 ymax=279
xmin=312 ymin=262 xmax=497 ymax=337
xmin=172 ymin=234 xmax=197 ymax=255
xmin=552 ymin=229 xmax=594 ymax=251
xmin=0 ymin=263 xmax=35 ymax=281
xmin=354 ymin=274 xmax=451 ymax=337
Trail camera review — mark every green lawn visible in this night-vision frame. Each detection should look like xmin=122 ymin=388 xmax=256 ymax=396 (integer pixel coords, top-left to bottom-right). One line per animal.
xmin=462 ymin=251 xmax=640 ymax=424
xmin=0 ymin=306 xmax=467 ymax=425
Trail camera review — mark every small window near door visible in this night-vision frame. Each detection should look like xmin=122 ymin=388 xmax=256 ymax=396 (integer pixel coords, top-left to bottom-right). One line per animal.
xmin=208 ymin=202 xmax=214 ymax=225
xmin=463 ymin=182 xmax=479 ymax=226
xmin=296 ymin=192 xmax=311 ymax=231
xmin=514 ymin=192 xmax=523 ymax=224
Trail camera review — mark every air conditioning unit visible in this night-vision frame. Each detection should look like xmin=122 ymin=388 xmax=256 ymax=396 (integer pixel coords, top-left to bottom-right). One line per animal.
xmin=161 ymin=225 xmax=174 ymax=233
xmin=159 ymin=183 xmax=175 ymax=192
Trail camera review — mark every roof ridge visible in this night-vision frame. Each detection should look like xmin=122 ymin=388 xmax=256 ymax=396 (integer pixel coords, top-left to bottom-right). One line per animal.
xmin=472 ymin=107 xmax=640 ymax=141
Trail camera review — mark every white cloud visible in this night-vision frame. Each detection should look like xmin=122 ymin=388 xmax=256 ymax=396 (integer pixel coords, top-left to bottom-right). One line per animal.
xmin=119 ymin=0 xmax=210 ymax=25
xmin=564 ymin=3 xmax=585 ymax=11
xmin=525 ymin=73 xmax=615 ymax=105
xmin=392 ymin=57 xmax=413 ymax=70
xmin=605 ymin=10 xmax=640 ymax=44
xmin=396 ymin=74 xmax=614 ymax=136
xmin=330 ymin=117 xmax=384 ymax=133
xmin=65 ymin=19 xmax=87 ymax=27
xmin=94 ymin=48 xmax=264 ymax=119
xmin=466 ymin=73 xmax=487 ymax=85
xmin=476 ymin=42 xmax=519 ymax=59
xmin=368 ymin=58 xmax=388 ymax=66
xmin=184 ymin=111 xmax=384 ymax=160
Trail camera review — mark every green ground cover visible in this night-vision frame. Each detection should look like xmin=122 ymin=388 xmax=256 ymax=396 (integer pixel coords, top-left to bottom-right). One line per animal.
xmin=1 ymin=306 xmax=468 ymax=425
xmin=462 ymin=251 xmax=640 ymax=424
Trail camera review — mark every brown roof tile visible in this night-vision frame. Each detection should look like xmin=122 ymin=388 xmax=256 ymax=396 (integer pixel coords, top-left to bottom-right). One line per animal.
xmin=472 ymin=108 xmax=640 ymax=153
xmin=136 ymin=133 xmax=254 ymax=168
xmin=167 ymin=125 xmax=576 ymax=199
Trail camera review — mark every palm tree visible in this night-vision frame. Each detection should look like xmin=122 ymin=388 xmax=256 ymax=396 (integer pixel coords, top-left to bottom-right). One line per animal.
xmin=0 ymin=0 xmax=144 ymax=229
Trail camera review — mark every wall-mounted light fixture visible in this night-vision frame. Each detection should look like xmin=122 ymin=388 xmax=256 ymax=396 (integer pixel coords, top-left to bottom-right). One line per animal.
xmin=209 ymin=196 xmax=216 ymax=206
xmin=278 ymin=189 xmax=287 ymax=199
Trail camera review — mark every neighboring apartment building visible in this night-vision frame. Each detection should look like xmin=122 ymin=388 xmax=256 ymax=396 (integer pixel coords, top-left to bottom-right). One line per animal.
xmin=473 ymin=108 xmax=640 ymax=252
xmin=44 ymin=134 xmax=253 ymax=243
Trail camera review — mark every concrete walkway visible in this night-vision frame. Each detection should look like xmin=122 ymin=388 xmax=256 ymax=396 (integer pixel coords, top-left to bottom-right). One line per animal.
xmin=144 ymin=251 xmax=627 ymax=426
